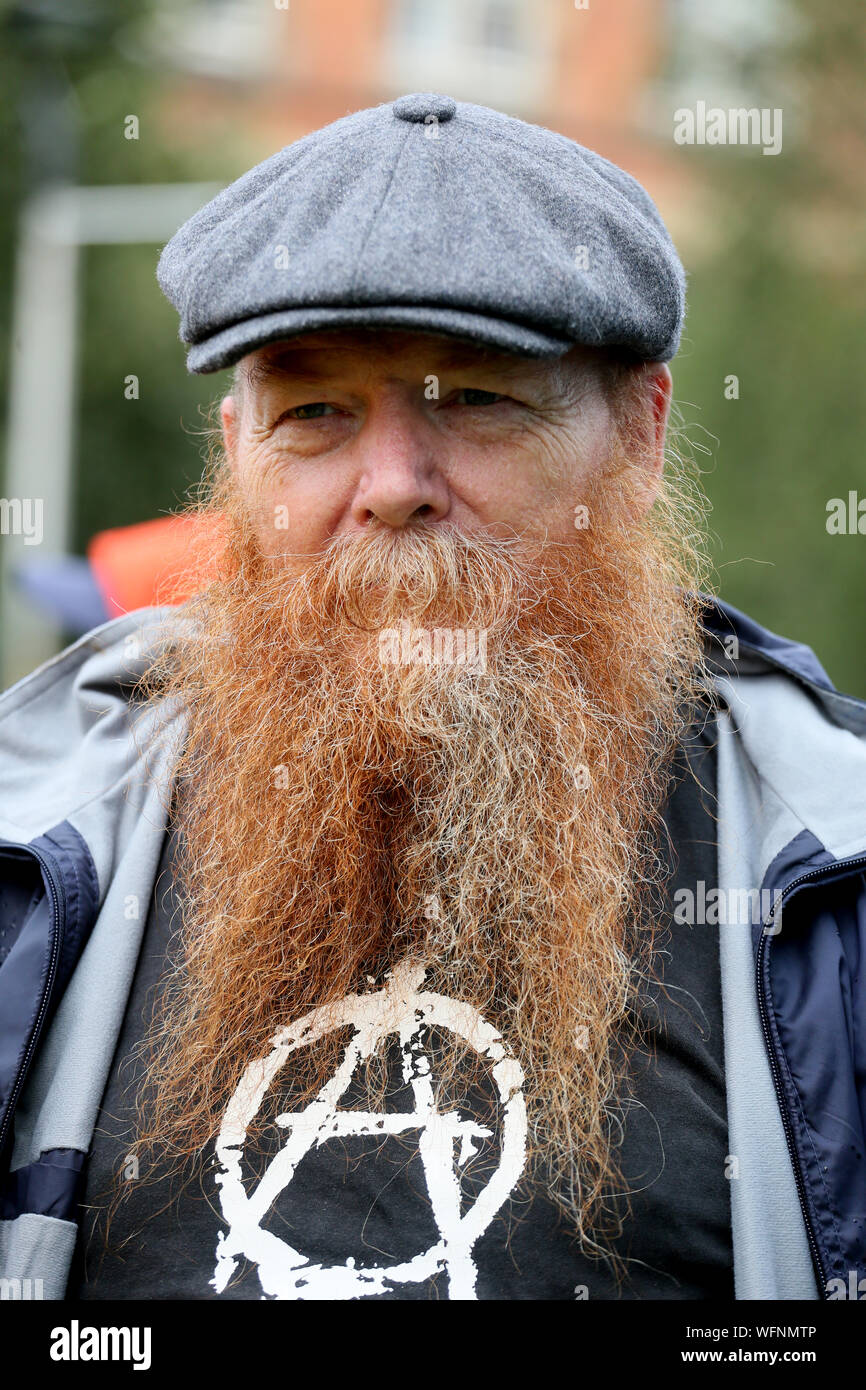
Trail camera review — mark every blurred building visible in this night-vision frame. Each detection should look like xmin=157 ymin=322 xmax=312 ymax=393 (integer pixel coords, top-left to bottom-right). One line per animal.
xmin=144 ymin=0 xmax=797 ymax=260
xmin=147 ymin=0 xmax=684 ymax=238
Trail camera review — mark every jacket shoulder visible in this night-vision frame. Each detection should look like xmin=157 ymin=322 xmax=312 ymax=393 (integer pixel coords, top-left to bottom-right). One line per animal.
xmin=698 ymin=592 xmax=837 ymax=693
xmin=0 ymin=607 xmax=183 ymax=841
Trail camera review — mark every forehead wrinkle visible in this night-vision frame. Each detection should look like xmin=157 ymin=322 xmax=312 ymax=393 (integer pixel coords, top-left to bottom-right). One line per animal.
xmin=246 ymin=359 xmax=338 ymax=388
xmin=243 ymin=342 xmax=567 ymax=396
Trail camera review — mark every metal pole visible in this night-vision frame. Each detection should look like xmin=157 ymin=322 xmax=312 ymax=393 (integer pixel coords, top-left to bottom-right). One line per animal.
xmin=1 ymin=182 xmax=220 ymax=688
xmin=2 ymin=186 xmax=80 ymax=685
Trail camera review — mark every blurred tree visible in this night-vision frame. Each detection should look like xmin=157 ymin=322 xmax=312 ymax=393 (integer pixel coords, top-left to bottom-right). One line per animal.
xmin=669 ymin=0 xmax=866 ymax=694
xmin=0 ymin=0 xmax=228 ymax=572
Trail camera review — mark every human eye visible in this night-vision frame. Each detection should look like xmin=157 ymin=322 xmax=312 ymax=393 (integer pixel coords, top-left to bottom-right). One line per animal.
xmin=278 ymin=401 xmax=340 ymax=421
xmin=452 ymin=388 xmax=510 ymax=407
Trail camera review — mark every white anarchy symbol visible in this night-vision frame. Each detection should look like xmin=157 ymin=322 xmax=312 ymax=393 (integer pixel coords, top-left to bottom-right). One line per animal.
xmin=212 ymin=959 xmax=527 ymax=1300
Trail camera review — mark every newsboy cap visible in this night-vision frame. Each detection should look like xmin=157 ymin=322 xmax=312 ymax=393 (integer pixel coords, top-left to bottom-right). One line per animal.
xmin=157 ymin=91 xmax=686 ymax=373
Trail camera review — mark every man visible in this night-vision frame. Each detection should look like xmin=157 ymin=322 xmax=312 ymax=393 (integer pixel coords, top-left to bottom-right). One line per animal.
xmin=0 ymin=93 xmax=864 ymax=1303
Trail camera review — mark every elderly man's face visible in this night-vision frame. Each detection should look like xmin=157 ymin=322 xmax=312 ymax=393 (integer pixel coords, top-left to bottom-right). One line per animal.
xmin=220 ymin=330 xmax=672 ymax=556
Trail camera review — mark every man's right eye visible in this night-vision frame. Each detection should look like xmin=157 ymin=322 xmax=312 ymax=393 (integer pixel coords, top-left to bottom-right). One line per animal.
xmin=279 ymin=402 xmax=338 ymax=421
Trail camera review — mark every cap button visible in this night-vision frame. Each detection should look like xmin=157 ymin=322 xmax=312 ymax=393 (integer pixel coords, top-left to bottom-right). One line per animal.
xmin=393 ymin=93 xmax=457 ymax=125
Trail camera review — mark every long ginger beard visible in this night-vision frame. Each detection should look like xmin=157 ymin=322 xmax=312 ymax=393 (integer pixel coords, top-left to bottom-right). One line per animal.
xmin=131 ymin=427 xmax=709 ymax=1262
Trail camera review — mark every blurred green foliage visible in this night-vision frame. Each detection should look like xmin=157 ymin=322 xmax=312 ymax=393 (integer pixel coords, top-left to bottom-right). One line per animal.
xmin=668 ymin=0 xmax=866 ymax=694
xmin=674 ymin=235 xmax=866 ymax=695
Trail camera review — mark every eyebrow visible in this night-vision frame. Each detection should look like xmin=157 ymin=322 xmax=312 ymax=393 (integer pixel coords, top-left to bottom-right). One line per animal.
xmin=244 ymin=342 xmax=534 ymax=390
xmin=430 ymin=344 xmax=527 ymax=370
xmin=245 ymin=357 xmax=337 ymax=388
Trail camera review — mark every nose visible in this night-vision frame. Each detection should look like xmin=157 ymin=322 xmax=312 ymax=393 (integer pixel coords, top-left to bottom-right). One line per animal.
xmin=349 ymin=400 xmax=451 ymax=529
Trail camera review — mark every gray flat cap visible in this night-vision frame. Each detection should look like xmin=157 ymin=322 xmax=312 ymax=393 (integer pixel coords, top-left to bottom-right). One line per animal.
xmin=157 ymin=91 xmax=686 ymax=373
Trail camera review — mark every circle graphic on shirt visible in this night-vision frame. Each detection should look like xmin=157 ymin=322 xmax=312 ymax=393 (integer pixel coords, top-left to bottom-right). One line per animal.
xmin=211 ymin=958 xmax=527 ymax=1300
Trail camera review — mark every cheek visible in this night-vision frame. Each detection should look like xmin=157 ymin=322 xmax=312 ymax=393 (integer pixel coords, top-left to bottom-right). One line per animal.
xmin=533 ymin=409 xmax=617 ymax=537
xmin=233 ymin=450 xmax=279 ymax=541
xmin=561 ymin=398 xmax=616 ymax=489
xmin=569 ymin=393 xmax=615 ymax=466
xmin=235 ymin=447 xmax=346 ymax=558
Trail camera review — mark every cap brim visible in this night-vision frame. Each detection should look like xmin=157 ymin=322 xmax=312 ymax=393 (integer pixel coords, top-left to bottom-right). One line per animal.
xmin=185 ymin=303 xmax=575 ymax=373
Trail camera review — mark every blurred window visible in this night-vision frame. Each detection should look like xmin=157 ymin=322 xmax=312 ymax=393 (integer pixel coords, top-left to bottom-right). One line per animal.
xmin=385 ymin=0 xmax=553 ymax=112
xmin=147 ymin=0 xmax=277 ymax=80
xmin=481 ymin=0 xmax=521 ymax=53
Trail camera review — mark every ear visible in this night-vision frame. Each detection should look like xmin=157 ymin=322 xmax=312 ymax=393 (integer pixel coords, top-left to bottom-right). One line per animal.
xmin=648 ymin=363 xmax=673 ymax=464
xmin=629 ymin=362 xmax=672 ymax=516
xmin=221 ymin=393 xmax=239 ymax=472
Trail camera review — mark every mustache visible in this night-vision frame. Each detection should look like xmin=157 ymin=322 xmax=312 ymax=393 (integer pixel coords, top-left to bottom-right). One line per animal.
xmin=214 ymin=517 xmax=609 ymax=695
xmin=237 ymin=519 xmax=565 ymax=629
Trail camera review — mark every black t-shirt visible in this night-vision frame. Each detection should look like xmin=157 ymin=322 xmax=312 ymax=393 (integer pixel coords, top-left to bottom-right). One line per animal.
xmin=70 ymin=711 xmax=732 ymax=1301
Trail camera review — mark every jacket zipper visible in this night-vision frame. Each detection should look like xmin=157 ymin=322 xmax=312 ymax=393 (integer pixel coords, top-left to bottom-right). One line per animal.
xmin=757 ymin=852 xmax=866 ymax=1299
xmin=0 ymin=844 xmax=65 ymax=1162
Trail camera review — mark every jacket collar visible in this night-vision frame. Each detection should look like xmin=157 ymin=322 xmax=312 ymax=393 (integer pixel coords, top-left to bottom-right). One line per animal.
xmin=700 ymin=593 xmax=866 ymax=869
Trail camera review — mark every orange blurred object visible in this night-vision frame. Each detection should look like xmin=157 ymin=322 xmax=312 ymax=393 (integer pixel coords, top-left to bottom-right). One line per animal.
xmin=87 ymin=513 xmax=227 ymax=617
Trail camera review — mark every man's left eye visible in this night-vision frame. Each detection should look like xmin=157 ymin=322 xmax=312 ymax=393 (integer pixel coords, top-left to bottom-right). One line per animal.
xmin=282 ymin=402 xmax=337 ymax=420
xmin=453 ymin=389 xmax=508 ymax=407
